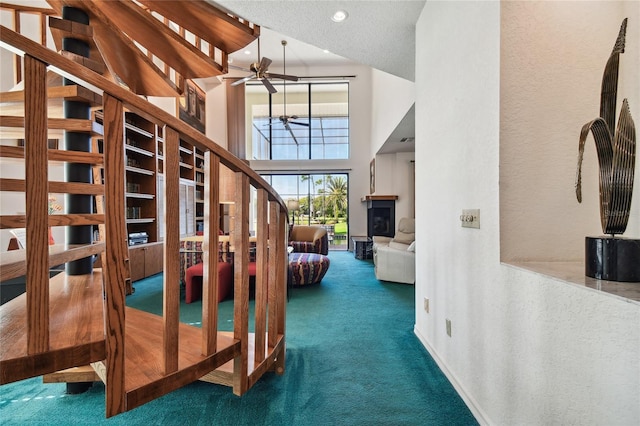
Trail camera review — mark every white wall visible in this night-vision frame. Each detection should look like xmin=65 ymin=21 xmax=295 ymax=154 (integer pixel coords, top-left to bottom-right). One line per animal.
xmin=370 ymin=69 xmax=416 ymax=156
xmin=415 ymin=2 xmax=639 ymax=425
xmin=500 ymin=1 xmax=640 ymax=262
xmin=202 ymin=80 xmax=228 ymax=149
xmin=374 ymin=152 xmax=415 ymax=221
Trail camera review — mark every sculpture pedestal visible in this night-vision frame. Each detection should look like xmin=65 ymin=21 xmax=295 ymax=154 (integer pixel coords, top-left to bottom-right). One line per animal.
xmin=585 ymin=237 xmax=640 ymax=282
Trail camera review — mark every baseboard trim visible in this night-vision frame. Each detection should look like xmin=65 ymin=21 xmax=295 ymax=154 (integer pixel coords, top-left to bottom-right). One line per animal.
xmin=414 ymin=325 xmax=491 ymax=426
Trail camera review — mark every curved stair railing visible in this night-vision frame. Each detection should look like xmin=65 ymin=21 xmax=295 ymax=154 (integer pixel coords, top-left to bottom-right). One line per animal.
xmin=0 ymin=25 xmax=288 ymax=418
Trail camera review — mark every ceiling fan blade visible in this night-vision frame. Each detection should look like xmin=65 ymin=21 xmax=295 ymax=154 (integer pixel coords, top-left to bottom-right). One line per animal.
xmin=289 ymin=121 xmax=310 ymax=127
xmin=261 ymin=78 xmax=277 ymax=94
xmin=259 ymin=56 xmax=272 ymax=71
xmin=265 ymin=72 xmax=299 ymax=82
xmin=228 ymin=64 xmax=251 ymax=72
xmin=284 ymin=122 xmax=299 ymax=145
xmin=230 ymin=74 xmax=255 ymax=86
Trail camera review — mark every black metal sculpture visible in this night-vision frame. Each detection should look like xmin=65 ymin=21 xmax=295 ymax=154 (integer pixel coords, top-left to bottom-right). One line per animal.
xmin=576 ymin=18 xmax=639 ymax=282
xmin=575 ymin=18 xmax=636 ymax=236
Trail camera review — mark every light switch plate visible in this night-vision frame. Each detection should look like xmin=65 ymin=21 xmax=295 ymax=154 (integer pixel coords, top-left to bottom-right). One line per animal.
xmin=460 ymin=209 xmax=480 ymax=228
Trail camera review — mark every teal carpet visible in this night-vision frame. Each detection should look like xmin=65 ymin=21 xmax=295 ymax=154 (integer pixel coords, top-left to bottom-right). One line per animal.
xmin=0 ymin=252 xmax=477 ymax=425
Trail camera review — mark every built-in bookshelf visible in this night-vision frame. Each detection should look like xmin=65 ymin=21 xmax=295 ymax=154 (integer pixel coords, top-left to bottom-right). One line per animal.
xmin=124 ymin=112 xmax=157 ymax=244
xmin=119 ymin=112 xmax=208 ymax=281
xmin=194 ymin=148 xmax=205 ymax=233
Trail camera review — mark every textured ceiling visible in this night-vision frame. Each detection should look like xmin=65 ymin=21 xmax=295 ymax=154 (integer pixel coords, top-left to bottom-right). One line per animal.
xmin=211 ymin=0 xmax=425 ymax=82
xmin=210 ymin=0 xmax=423 ymax=153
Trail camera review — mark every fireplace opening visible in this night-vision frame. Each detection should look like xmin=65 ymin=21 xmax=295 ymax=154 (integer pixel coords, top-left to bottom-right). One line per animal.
xmin=367 ymin=199 xmax=396 ymax=238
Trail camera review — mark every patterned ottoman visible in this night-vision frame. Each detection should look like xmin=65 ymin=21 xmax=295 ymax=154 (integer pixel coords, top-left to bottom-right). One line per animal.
xmin=288 ymin=253 xmax=330 ymax=286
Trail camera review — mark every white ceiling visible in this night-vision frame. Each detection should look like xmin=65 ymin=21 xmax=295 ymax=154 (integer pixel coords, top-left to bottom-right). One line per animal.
xmin=210 ymin=0 xmax=424 ymax=153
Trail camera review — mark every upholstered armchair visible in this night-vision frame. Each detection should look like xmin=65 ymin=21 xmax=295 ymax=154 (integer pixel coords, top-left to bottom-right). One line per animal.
xmin=289 ymin=225 xmax=329 ymax=255
xmin=372 ymin=217 xmax=415 ymax=284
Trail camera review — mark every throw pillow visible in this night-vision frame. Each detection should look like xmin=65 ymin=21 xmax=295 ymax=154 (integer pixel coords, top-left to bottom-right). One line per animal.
xmin=389 ymin=241 xmax=410 ymax=250
xmin=393 ymin=231 xmax=415 ymax=244
xmin=407 ymin=241 xmax=416 ymax=252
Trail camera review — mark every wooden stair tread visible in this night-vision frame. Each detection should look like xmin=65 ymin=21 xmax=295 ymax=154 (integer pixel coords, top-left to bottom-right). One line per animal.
xmin=0 ymin=270 xmax=106 ymax=384
xmin=0 ymin=243 xmax=105 ymax=283
xmin=121 ymin=307 xmax=240 ymax=410
xmin=0 ymin=84 xmax=103 ymax=106
xmin=87 ymin=0 xmax=224 ymax=79
xmin=48 ymin=16 xmax=105 ymax=68
xmin=137 ymin=0 xmax=259 ymax=54
xmin=0 ymin=115 xmax=103 ymax=135
xmin=0 ymin=145 xmax=104 ymax=165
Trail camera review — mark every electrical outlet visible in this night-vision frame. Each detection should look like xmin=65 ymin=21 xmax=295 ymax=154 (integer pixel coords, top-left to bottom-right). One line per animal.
xmin=423 ymin=298 xmax=429 ymax=313
xmin=460 ymin=209 xmax=480 ymax=228
xmin=446 ymin=319 xmax=452 ymax=337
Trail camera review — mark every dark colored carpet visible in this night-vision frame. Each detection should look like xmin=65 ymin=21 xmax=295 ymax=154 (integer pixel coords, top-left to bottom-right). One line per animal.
xmin=0 ymin=252 xmax=477 ymax=425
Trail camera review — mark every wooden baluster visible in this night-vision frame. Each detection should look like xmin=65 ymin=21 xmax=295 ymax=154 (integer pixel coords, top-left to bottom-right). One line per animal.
xmin=267 ymin=201 xmax=279 ymax=350
xmin=202 ymin=151 xmax=220 ymax=355
xmin=12 ymin=10 xmax=21 ymax=85
xmin=24 ymin=55 xmax=48 ymax=354
xmin=273 ymin=206 xmax=287 ymax=375
xmin=254 ymin=188 xmax=268 ymax=364
xmin=163 ymin=126 xmax=181 ymax=374
xmin=101 ymin=93 xmax=127 ymax=417
xmin=232 ymin=171 xmax=249 ymax=395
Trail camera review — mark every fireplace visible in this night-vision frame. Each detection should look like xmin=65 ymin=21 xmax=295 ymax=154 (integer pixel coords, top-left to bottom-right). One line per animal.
xmin=364 ymin=196 xmax=397 ymax=238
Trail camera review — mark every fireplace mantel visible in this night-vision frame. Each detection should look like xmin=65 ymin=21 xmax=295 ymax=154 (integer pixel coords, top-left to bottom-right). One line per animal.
xmin=361 ymin=195 xmax=398 ymax=202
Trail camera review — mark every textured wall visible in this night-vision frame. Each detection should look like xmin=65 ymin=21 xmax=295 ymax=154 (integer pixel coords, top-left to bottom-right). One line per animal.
xmin=500 ymin=1 xmax=640 ymax=262
xmin=415 ymin=1 xmax=639 ymax=425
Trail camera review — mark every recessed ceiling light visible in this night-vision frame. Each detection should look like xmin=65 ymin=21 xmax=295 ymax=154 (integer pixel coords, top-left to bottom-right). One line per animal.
xmin=331 ymin=10 xmax=348 ymax=23
xmin=323 ymin=49 xmax=330 ymax=54
xmin=244 ymin=50 xmax=251 ymax=55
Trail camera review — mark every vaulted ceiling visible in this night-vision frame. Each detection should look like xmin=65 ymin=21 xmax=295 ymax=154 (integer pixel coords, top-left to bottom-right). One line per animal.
xmin=212 ymin=1 xmax=424 ymax=153
xmin=212 ymin=0 xmax=425 ymax=82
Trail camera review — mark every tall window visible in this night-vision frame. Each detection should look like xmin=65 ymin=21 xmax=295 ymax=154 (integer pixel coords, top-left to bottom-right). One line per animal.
xmin=247 ymin=82 xmax=349 ymax=160
xmin=262 ymin=174 xmax=349 ymax=250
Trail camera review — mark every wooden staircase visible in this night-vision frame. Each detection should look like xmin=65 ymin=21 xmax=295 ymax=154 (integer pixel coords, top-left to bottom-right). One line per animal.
xmin=0 ymin=2 xmax=287 ymax=418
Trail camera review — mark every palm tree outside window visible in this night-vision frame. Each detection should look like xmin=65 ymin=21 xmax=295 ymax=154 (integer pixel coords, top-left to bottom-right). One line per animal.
xmin=261 ymin=174 xmax=349 ymax=250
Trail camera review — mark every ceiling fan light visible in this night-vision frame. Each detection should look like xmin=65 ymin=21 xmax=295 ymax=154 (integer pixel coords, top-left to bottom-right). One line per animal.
xmin=331 ymin=10 xmax=348 ymax=23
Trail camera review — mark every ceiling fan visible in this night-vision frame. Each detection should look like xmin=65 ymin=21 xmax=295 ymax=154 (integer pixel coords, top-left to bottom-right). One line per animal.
xmin=269 ymin=40 xmax=309 ymax=145
xmin=230 ymin=38 xmax=299 ymax=93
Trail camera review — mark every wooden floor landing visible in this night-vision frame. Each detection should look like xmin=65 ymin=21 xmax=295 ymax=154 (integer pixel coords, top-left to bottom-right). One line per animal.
xmin=0 ymin=269 xmax=106 ymax=384
xmin=0 ymin=268 xmax=242 ymax=411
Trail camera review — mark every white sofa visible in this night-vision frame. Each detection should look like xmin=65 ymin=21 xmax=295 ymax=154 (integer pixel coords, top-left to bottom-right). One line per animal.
xmin=372 ymin=217 xmax=415 ymax=284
